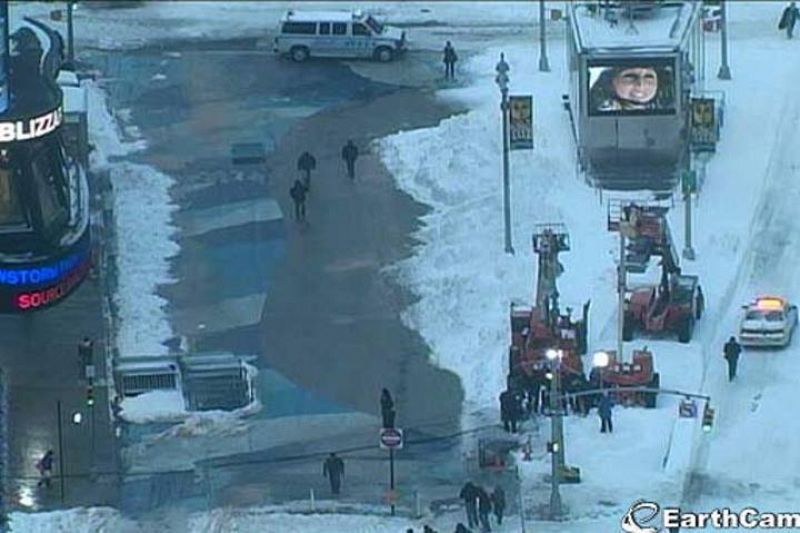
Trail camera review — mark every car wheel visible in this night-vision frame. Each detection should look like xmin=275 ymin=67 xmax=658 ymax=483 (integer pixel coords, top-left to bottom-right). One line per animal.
xmin=375 ymin=46 xmax=393 ymax=62
xmin=290 ymin=46 xmax=309 ymax=62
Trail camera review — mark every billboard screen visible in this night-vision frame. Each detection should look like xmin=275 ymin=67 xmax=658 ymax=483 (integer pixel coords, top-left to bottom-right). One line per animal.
xmin=587 ymin=58 xmax=676 ymax=116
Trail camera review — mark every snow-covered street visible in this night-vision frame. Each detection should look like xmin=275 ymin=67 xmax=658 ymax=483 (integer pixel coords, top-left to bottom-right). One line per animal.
xmin=7 ymin=1 xmax=800 ymax=531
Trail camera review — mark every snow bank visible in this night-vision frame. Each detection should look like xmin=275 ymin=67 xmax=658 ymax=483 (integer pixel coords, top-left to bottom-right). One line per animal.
xmin=120 ymin=390 xmax=187 ymax=423
xmin=10 ymin=507 xmax=145 ymax=533
xmin=88 ymin=82 xmax=179 ymax=357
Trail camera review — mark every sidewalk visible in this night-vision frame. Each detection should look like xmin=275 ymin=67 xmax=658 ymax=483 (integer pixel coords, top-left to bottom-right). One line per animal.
xmin=0 ymin=172 xmax=119 ymax=512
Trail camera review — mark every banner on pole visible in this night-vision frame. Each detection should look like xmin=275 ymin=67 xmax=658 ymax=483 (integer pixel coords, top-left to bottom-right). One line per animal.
xmin=690 ymin=97 xmax=717 ymax=149
xmin=509 ymin=95 xmax=533 ymax=150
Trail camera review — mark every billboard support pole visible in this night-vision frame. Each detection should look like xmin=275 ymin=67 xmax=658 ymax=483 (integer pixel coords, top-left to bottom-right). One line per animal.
xmin=717 ymin=0 xmax=731 ymax=79
xmin=538 ymin=1 xmax=550 ymax=72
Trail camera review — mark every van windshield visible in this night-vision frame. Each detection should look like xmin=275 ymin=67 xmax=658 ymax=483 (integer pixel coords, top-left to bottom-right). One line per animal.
xmin=365 ymin=16 xmax=384 ymax=34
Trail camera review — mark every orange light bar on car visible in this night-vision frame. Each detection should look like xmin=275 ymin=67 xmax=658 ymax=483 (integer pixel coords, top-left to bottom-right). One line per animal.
xmin=755 ymin=298 xmax=783 ymax=310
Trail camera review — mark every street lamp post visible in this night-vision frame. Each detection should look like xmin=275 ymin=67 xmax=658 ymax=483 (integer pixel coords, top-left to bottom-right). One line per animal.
xmin=717 ymin=0 xmax=731 ymax=80
xmin=545 ymin=349 xmax=563 ymax=520
xmin=66 ymin=1 xmax=75 ymax=65
xmin=593 ymin=351 xmax=609 ymax=390
xmin=617 ymin=232 xmax=627 ymax=363
xmin=538 ymin=1 xmax=550 ymax=72
xmin=495 ymin=54 xmax=514 ymax=255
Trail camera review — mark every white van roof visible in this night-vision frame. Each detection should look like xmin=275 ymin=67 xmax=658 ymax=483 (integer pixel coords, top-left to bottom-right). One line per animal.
xmin=281 ymin=10 xmax=361 ymax=23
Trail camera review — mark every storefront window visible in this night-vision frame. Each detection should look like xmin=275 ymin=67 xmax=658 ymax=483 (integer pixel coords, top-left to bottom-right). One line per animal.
xmin=30 ymin=147 xmax=68 ymax=234
xmin=0 ymin=166 xmax=25 ymax=226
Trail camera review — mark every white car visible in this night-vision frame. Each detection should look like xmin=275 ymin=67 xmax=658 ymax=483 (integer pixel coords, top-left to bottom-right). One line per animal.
xmin=738 ymin=296 xmax=798 ymax=347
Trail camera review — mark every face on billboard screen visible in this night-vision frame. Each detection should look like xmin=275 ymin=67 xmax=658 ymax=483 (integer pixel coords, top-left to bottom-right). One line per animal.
xmin=588 ymin=60 xmax=676 ymax=116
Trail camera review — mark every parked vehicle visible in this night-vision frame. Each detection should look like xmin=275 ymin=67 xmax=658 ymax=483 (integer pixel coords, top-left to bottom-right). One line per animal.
xmin=273 ymin=10 xmax=406 ymax=63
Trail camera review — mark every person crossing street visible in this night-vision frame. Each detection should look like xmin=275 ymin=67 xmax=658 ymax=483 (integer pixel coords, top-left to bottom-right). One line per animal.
xmin=341 ymin=140 xmax=359 ymax=180
xmin=723 ymin=336 xmax=742 ymax=382
xmin=297 ymin=151 xmax=317 ymax=191
xmin=779 ymin=2 xmax=800 ymax=39
xmin=323 ymin=452 xmax=345 ymax=495
xmin=289 ymin=179 xmax=308 ymax=222
xmin=443 ymin=41 xmax=458 ymax=80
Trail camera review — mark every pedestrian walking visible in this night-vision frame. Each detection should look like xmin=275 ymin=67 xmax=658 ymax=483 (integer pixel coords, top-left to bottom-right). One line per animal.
xmin=443 ymin=41 xmax=458 ymax=80
xmin=598 ymin=391 xmax=614 ymax=433
xmin=454 ymin=524 xmax=471 ymax=533
xmin=458 ymin=481 xmax=480 ymax=529
xmin=322 ymin=452 xmax=345 ymax=495
xmin=477 ymin=486 xmax=492 ymax=532
xmin=490 ymin=485 xmax=505 ymax=526
xmin=723 ymin=336 xmax=741 ymax=382
xmin=341 ymin=140 xmax=359 ymax=180
xmin=380 ymin=387 xmax=396 ymax=428
xmin=297 ymin=151 xmax=316 ymax=191
xmin=36 ymin=450 xmax=54 ymax=488
xmin=499 ymin=389 xmax=515 ymax=433
xmin=289 ymin=179 xmax=307 ymax=221
xmin=779 ymin=1 xmax=800 ymax=38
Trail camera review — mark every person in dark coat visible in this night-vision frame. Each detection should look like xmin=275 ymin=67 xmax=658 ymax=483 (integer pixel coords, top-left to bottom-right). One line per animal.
xmin=322 ymin=452 xmax=345 ymax=495
xmin=490 ymin=485 xmax=505 ymax=526
xmin=723 ymin=336 xmax=742 ymax=382
xmin=476 ymin=486 xmax=492 ymax=532
xmin=297 ymin=151 xmax=316 ymax=191
xmin=443 ymin=41 xmax=458 ymax=80
xmin=499 ymin=389 xmax=515 ymax=433
xmin=341 ymin=140 xmax=359 ymax=180
xmin=598 ymin=392 xmax=614 ymax=433
xmin=380 ymin=388 xmax=395 ymax=428
xmin=36 ymin=450 xmax=54 ymax=488
xmin=289 ymin=179 xmax=307 ymax=221
xmin=454 ymin=524 xmax=471 ymax=533
xmin=458 ymin=481 xmax=480 ymax=529
xmin=779 ymin=2 xmax=800 ymax=38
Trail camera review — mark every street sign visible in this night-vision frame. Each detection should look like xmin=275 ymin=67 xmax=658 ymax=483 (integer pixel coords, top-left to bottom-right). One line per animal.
xmin=679 ymin=399 xmax=697 ymax=418
xmin=379 ymin=427 xmax=404 ymax=450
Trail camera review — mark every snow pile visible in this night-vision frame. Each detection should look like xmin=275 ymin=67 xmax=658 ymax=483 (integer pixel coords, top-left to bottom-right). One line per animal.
xmin=87 ymin=82 xmax=179 ymax=357
xmin=120 ymin=390 xmax=187 ymax=423
xmin=10 ymin=507 xmax=146 ymax=533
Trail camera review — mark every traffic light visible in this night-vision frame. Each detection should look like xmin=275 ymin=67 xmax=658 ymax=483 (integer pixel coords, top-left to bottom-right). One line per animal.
xmin=702 ymin=404 xmax=715 ymax=432
xmin=86 ymin=385 xmax=94 ymax=407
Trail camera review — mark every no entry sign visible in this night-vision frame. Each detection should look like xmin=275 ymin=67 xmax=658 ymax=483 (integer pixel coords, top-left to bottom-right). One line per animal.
xmin=379 ymin=427 xmax=404 ymax=450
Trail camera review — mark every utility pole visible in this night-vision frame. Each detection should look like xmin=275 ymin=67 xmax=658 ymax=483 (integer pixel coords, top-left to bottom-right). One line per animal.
xmin=617 ymin=233 xmax=626 ymax=363
xmin=683 ymin=168 xmax=696 ymax=260
xmin=547 ymin=352 xmax=563 ymax=520
xmin=496 ymin=54 xmax=514 ymax=255
xmin=66 ymin=1 xmax=75 ymax=65
xmin=717 ymin=0 xmax=731 ymax=79
xmin=56 ymin=400 xmax=66 ymax=505
xmin=538 ymin=0 xmax=550 ymax=72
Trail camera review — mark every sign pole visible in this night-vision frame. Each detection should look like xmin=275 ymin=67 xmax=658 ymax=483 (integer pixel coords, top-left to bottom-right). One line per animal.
xmin=501 ymin=87 xmax=514 ymax=255
xmin=617 ymin=232 xmax=626 ymax=363
xmin=717 ymin=0 xmax=731 ymax=79
xmin=56 ymin=400 xmax=66 ymax=505
xmin=389 ymin=447 xmax=395 ymax=516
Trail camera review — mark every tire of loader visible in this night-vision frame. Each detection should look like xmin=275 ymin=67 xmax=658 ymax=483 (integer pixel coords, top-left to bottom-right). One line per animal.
xmin=622 ymin=313 xmax=635 ymax=341
xmin=645 ymin=373 xmax=659 ymax=408
xmin=678 ymin=316 xmax=694 ymax=344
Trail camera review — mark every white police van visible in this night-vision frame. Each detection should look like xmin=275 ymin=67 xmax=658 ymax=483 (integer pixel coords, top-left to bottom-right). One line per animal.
xmin=273 ymin=10 xmax=406 ymax=63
